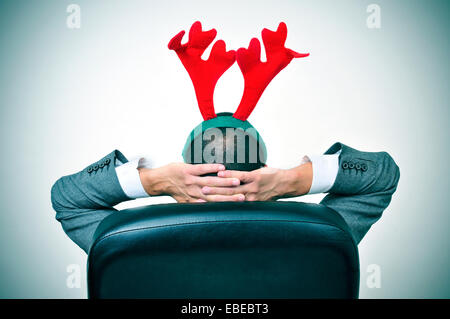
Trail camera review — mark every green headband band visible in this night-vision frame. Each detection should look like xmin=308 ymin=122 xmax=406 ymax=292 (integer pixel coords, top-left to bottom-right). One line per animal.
xmin=182 ymin=113 xmax=267 ymax=164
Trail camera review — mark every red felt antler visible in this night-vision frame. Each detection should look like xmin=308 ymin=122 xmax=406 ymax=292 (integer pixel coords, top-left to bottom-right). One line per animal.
xmin=168 ymin=21 xmax=236 ymax=120
xmin=233 ymin=22 xmax=309 ymax=121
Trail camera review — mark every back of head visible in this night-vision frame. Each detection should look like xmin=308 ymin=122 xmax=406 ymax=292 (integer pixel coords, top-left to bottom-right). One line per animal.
xmin=183 ymin=113 xmax=266 ymax=171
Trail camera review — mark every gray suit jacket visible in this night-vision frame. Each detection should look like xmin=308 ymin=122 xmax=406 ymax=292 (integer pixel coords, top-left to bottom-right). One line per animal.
xmin=51 ymin=142 xmax=400 ymax=253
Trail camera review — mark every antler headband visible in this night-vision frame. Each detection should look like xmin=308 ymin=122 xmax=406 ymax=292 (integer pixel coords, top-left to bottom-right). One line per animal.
xmin=169 ymin=21 xmax=309 ymax=121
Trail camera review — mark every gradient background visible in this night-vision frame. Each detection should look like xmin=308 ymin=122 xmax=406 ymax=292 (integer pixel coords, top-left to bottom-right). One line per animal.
xmin=0 ymin=0 xmax=448 ymax=298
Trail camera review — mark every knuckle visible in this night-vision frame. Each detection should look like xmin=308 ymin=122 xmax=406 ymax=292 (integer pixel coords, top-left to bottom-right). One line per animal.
xmin=223 ymin=179 xmax=234 ymax=186
xmin=187 ymin=186 xmax=199 ymax=197
xmin=220 ymin=179 xmax=232 ymax=187
xmin=184 ymin=176 xmax=194 ymax=185
xmin=182 ymin=167 xmax=191 ymax=176
xmin=222 ymin=171 xmax=231 ymax=178
xmin=202 ymin=186 xmax=214 ymax=195
xmin=208 ymin=195 xmax=218 ymax=202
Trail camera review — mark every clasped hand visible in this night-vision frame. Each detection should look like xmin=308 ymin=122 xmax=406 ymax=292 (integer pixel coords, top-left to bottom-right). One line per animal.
xmin=139 ymin=162 xmax=312 ymax=203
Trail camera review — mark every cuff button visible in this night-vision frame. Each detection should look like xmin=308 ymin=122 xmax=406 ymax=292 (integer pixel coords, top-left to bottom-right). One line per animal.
xmin=342 ymin=162 xmax=349 ymax=169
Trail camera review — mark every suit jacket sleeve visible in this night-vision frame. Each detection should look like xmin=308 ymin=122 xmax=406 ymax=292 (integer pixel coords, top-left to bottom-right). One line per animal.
xmin=50 ymin=150 xmax=131 ymax=253
xmin=320 ymin=142 xmax=400 ymax=244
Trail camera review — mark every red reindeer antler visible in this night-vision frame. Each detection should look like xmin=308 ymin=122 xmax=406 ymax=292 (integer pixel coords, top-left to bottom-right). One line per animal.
xmin=233 ymin=22 xmax=309 ymax=121
xmin=169 ymin=21 xmax=236 ymax=120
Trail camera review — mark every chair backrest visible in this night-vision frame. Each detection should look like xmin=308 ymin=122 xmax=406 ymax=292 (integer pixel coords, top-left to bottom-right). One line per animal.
xmin=87 ymin=201 xmax=359 ymax=298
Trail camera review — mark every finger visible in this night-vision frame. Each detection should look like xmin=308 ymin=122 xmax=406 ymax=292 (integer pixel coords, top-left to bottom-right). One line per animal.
xmin=188 ymin=163 xmax=226 ymax=176
xmin=217 ymin=170 xmax=252 ymax=183
xmin=195 ymin=198 xmax=207 ymax=203
xmin=202 ymin=185 xmax=247 ymax=196
xmin=193 ymin=176 xmax=240 ymax=187
xmin=204 ymin=194 xmax=245 ymax=202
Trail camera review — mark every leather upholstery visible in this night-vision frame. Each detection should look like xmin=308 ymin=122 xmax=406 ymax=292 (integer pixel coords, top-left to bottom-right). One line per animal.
xmin=87 ymin=201 xmax=359 ymax=298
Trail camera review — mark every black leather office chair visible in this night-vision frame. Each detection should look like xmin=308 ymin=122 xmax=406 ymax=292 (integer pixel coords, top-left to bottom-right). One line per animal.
xmin=87 ymin=201 xmax=359 ymax=298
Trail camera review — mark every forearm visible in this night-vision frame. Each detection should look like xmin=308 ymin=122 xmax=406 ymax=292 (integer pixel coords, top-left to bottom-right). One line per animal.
xmin=51 ymin=150 xmax=130 ymax=252
xmin=138 ymin=166 xmax=172 ymax=196
xmin=319 ymin=143 xmax=401 ymax=243
xmin=276 ymin=162 xmax=313 ymax=199
xmin=326 ymin=143 xmax=400 ymax=195
xmin=51 ymin=150 xmax=130 ymax=213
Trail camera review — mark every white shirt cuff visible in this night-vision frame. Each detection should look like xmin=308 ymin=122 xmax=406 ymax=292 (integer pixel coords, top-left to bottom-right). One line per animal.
xmin=115 ymin=157 xmax=152 ymax=199
xmin=302 ymin=150 xmax=341 ymax=194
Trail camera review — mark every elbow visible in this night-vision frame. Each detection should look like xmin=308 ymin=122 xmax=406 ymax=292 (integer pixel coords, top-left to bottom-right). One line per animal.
xmin=381 ymin=152 xmax=400 ymax=193
xmin=51 ymin=177 xmax=69 ymax=219
xmin=50 ymin=178 xmax=62 ymax=211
